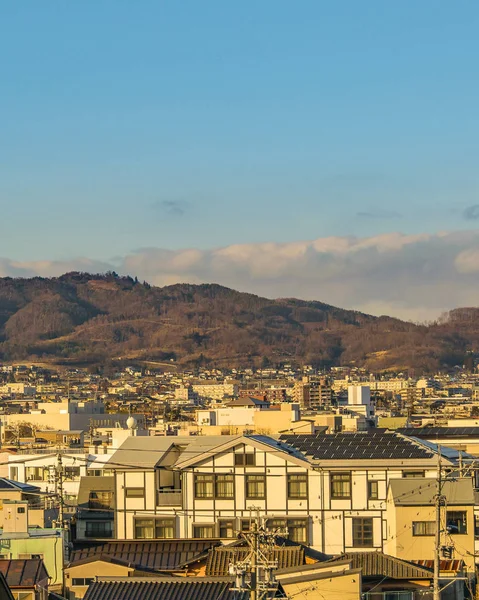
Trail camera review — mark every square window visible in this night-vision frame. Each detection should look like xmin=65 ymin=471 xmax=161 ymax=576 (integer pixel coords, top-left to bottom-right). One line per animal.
xmin=194 ymin=474 xmax=214 ymax=499
xmin=413 ymin=521 xmax=435 ymax=536
xmin=331 ymin=473 xmax=351 ymax=499
xmin=352 ymin=517 xmax=374 ymax=547
xmin=234 ymin=453 xmax=255 ymax=466
xmin=215 ymin=474 xmax=234 ymax=499
xmin=246 ymin=475 xmax=265 ymax=499
xmin=447 ymin=511 xmax=467 ymax=534
xmin=287 ymin=474 xmax=307 ymax=499
xmin=219 ymin=520 xmax=235 ymax=538
xmin=193 ymin=524 xmax=215 ymax=538
xmin=17 ymin=507 xmax=26 ymax=514
xmin=134 ymin=517 xmax=175 ymax=539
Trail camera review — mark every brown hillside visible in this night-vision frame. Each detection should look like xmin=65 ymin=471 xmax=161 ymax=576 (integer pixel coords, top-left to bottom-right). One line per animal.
xmin=0 ymin=272 xmax=476 ymax=372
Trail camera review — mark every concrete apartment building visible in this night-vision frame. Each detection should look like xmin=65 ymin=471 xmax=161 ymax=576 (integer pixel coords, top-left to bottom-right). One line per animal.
xmin=293 ymin=377 xmax=332 ymax=410
xmin=0 ymin=399 xmax=145 ymax=439
xmin=191 ymin=381 xmax=239 ymax=401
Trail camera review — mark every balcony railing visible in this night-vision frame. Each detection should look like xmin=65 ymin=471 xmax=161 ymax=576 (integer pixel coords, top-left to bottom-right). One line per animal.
xmin=157 ymin=489 xmax=182 ymax=506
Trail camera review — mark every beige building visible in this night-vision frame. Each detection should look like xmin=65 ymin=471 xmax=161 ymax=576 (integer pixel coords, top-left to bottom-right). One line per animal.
xmin=385 ymin=478 xmax=475 ymax=573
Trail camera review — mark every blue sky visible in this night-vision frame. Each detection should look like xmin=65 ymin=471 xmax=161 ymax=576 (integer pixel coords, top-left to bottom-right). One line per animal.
xmin=1 ymin=2 xmax=478 ymax=318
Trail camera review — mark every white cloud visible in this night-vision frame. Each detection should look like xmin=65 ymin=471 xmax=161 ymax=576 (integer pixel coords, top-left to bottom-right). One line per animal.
xmin=1 ymin=230 xmax=479 ymax=321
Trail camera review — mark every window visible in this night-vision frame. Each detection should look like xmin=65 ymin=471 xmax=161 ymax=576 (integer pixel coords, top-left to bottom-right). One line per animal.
xmin=17 ymin=507 xmax=25 ymax=514
xmin=413 ymin=521 xmax=435 ymax=536
xmin=134 ymin=517 xmax=175 ymax=539
xmin=87 ymin=468 xmax=114 ymax=477
xmin=287 ymin=474 xmax=307 ymax=499
xmin=331 ymin=473 xmax=351 ymax=499
xmin=193 ymin=524 xmax=215 ymax=538
xmin=215 ymin=474 xmax=234 ymax=499
xmin=125 ymin=488 xmax=144 ymax=498
xmin=447 ymin=511 xmax=467 ymax=534
xmin=240 ymin=519 xmax=252 ymax=532
xmin=402 ymin=471 xmax=425 ymax=478
xmin=195 ymin=474 xmax=214 ymax=499
xmin=85 ymin=521 xmax=112 ymax=538
xmin=266 ymin=518 xmax=308 ymax=544
xmin=219 ymin=519 xmax=236 ymax=538
xmin=25 ymin=467 xmax=48 ymax=482
xmin=246 ymin=475 xmax=266 ymax=499
xmin=368 ymin=481 xmax=379 ymax=500
xmin=65 ymin=466 xmax=81 ymax=480
xmin=72 ymin=578 xmax=95 ymax=586
xmin=235 ymin=453 xmax=255 ymax=466
xmin=352 ymin=517 xmax=374 ymax=547
xmin=89 ymin=491 xmax=113 ymax=510
xmin=10 ymin=467 xmax=18 ymax=481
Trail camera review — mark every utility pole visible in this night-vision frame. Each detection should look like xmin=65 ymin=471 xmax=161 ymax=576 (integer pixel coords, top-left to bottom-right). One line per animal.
xmin=56 ymin=452 xmax=65 ymax=528
xmin=230 ymin=507 xmax=286 ymax=600
xmin=434 ymin=446 xmax=442 ymax=600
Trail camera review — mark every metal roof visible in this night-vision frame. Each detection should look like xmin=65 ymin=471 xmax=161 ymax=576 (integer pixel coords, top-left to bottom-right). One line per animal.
xmin=389 ymin=477 xmax=474 ymax=506
xmin=0 ymin=478 xmax=42 ymax=493
xmin=279 ymin=432 xmax=436 ymax=461
xmin=206 ymin=547 xmax=304 ymax=577
xmin=328 ymin=552 xmax=433 ymax=579
xmin=70 ymin=540 xmax=222 ymax=570
xmin=0 ymin=560 xmax=49 ymax=588
xmin=84 ymin=578 xmax=250 ymax=600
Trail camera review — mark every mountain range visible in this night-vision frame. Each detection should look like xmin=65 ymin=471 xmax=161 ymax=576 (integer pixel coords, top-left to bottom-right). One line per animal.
xmin=0 ymin=272 xmax=477 ymax=372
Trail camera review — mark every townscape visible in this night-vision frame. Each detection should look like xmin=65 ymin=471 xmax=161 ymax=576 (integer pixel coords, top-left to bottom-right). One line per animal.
xmin=3 ymin=2 xmax=478 ymax=600
xmin=1 ymin=360 xmax=479 ymax=599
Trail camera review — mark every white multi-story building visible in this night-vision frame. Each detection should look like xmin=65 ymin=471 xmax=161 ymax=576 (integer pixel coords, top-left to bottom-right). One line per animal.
xmin=111 ymin=431 xmax=453 ymax=558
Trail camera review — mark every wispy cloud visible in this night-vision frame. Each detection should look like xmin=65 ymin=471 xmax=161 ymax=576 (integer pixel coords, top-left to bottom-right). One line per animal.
xmin=151 ymin=199 xmax=188 ymax=216
xmin=463 ymin=204 xmax=479 ymax=220
xmin=3 ymin=231 xmax=479 ymax=321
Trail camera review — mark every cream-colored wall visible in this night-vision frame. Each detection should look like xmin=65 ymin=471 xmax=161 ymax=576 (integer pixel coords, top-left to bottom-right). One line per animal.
xmin=281 ymin=573 xmax=360 ymax=600
xmin=66 ymin=561 xmax=134 ymax=599
xmin=253 ymin=411 xmax=313 ymax=434
xmin=385 ymin=503 xmax=475 ymax=573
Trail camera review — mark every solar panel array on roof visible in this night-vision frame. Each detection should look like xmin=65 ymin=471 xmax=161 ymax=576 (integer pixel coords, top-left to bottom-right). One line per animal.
xmin=398 ymin=427 xmax=479 ymax=438
xmin=278 ymin=432 xmax=435 ymax=461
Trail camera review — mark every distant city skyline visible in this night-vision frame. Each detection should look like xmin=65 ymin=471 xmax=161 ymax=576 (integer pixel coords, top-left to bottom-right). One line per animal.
xmin=1 ymin=1 xmax=478 ymax=320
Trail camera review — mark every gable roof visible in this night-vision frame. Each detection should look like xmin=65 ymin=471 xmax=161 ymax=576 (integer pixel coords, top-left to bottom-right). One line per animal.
xmin=70 ymin=540 xmax=222 ymax=571
xmin=111 ymin=436 xmax=241 ymax=470
xmin=175 ymin=435 xmax=310 ymax=470
xmin=206 ymin=546 xmax=305 ymax=577
xmin=328 ymin=552 xmax=434 ymax=579
xmin=0 ymin=560 xmax=49 ymax=588
xmin=279 ymin=431 xmax=442 ymax=463
xmin=389 ymin=477 xmax=474 ymax=506
xmin=84 ymin=578 xmax=251 ymax=600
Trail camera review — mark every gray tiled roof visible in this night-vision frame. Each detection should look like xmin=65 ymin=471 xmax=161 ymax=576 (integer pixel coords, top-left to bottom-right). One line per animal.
xmin=84 ymin=578 xmax=251 ymax=600
xmin=70 ymin=540 xmax=222 ymax=570
xmin=279 ymin=431 xmax=436 ymax=461
xmin=328 ymin=552 xmax=433 ymax=579
xmin=206 ymin=547 xmax=304 ymax=577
